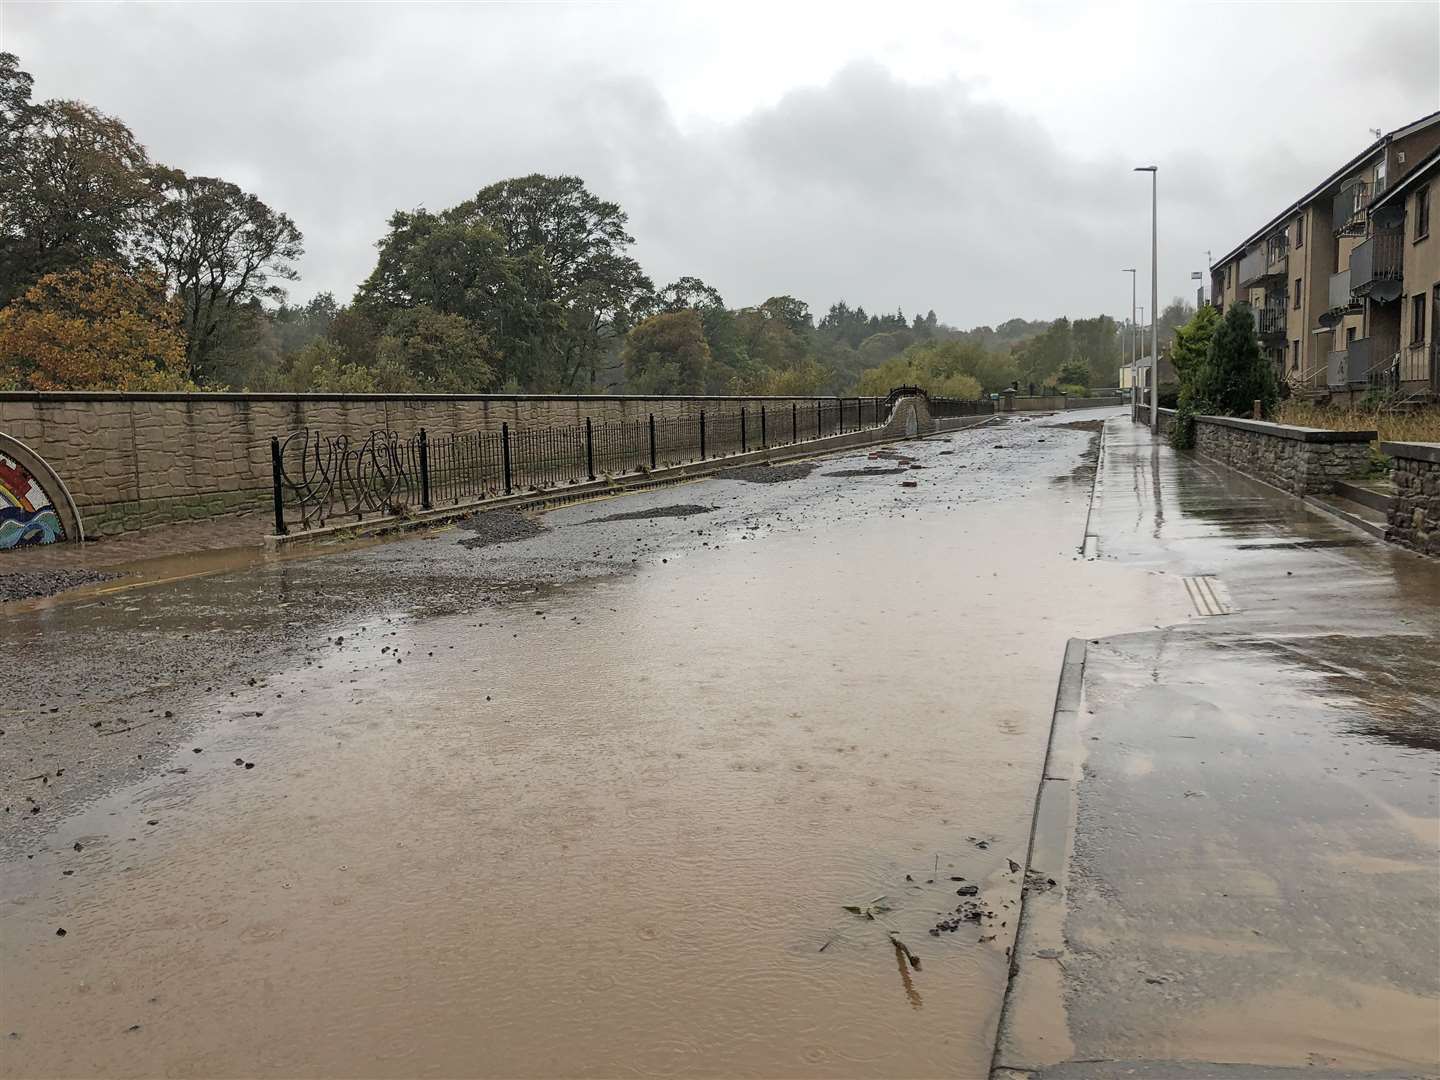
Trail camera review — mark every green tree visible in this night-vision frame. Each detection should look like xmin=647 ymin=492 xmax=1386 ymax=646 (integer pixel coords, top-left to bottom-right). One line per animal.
xmin=1190 ymin=303 xmax=1277 ymax=416
xmin=1171 ymin=304 xmax=1221 ymax=404
xmin=281 ymin=339 xmax=380 ymax=393
xmin=622 ymin=309 xmax=711 ymax=394
xmin=658 ymin=276 xmax=724 ymax=312
xmin=375 ymin=306 xmax=497 ymax=392
xmin=1056 ymin=360 xmax=1090 ymax=388
xmin=0 ymin=83 xmax=159 ymax=306
xmin=145 ymin=172 xmax=303 ymax=383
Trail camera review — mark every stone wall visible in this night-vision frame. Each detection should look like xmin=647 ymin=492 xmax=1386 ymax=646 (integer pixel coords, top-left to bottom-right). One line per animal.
xmin=0 ymin=391 xmax=872 ymax=537
xmin=1192 ymin=415 xmax=1374 ymax=496
xmin=1136 ymin=409 xmax=1374 ymax=497
xmin=1383 ymin=442 xmax=1440 ymax=556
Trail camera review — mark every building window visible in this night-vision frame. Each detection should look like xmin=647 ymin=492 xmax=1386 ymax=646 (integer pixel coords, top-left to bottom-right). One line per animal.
xmin=1412 ymin=293 xmax=1427 ymax=343
xmin=1416 ymin=184 xmax=1430 ymax=241
xmin=1293 ymin=278 xmax=1302 ymax=309
xmin=1295 ymin=214 xmax=1305 ymax=248
xmin=1291 ymin=339 xmax=1300 ymax=370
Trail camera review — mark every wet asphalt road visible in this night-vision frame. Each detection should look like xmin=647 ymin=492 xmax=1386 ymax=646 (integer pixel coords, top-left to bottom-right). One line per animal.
xmin=1 ymin=407 xmax=1178 ymax=1079
xmin=0 ymin=414 xmax=1110 ymax=848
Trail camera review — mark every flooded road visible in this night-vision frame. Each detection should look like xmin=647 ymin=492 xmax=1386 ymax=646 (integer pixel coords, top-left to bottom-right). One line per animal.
xmin=1 ymin=409 xmax=1188 ymax=1078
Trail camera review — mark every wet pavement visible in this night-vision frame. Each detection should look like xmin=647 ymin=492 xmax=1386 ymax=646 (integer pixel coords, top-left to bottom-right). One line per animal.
xmin=1 ymin=408 xmax=1195 ymax=1079
xmin=997 ymin=419 xmax=1440 ymax=1079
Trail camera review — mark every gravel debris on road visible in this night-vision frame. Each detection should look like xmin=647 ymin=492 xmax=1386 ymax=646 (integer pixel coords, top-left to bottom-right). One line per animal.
xmin=717 ymin=462 xmax=818 ymax=484
xmin=588 ymin=503 xmax=716 ymax=524
xmin=456 ymin=508 xmax=547 ymax=550
xmin=0 ymin=568 xmax=120 ymax=603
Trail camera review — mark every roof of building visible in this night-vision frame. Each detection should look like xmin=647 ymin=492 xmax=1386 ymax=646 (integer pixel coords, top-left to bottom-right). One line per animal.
xmin=1370 ymin=143 xmax=1440 ymax=211
xmin=1212 ymin=109 xmax=1440 ymax=269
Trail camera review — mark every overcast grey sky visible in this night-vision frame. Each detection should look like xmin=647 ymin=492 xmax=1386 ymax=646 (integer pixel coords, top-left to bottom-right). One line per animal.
xmin=3 ymin=1 xmax=1437 ymax=327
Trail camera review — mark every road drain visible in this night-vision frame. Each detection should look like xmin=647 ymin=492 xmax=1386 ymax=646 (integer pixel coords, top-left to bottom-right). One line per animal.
xmin=1182 ymin=575 xmax=1232 ymax=616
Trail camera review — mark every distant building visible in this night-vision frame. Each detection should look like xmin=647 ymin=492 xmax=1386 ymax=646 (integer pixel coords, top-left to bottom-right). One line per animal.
xmin=1209 ymin=111 xmax=1440 ymax=403
xmin=1120 ymin=354 xmax=1176 ymax=392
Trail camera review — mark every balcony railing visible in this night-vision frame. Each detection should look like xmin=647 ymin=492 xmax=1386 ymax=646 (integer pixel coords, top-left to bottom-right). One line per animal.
xmin=1349 ymin=227 xmax=1403 ymax=297
xmin=1327 ymin=348 xmax=1357 ymax=387
xmin=1333 ymin=181 xmax=1369 ymax=237
xmin=1254 ymin=302 xmax=1287 ymax=338
xmin=1327 ymin=268 xmax=1353 ymax=312
xmin=1399 ymin=342 xmax=1436 ymax=386
xmin=1351 ymin=334 xmax=1401 ymax=388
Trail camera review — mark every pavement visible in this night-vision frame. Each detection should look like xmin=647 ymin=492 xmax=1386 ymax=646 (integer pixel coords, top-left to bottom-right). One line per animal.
xmin=996 ymin=418 xmax=1440 ymax=1079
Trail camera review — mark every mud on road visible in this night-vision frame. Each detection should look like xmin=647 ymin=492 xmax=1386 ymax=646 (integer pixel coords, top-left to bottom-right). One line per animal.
xmin=1 ymin=408 xmax=1175 ymax=1079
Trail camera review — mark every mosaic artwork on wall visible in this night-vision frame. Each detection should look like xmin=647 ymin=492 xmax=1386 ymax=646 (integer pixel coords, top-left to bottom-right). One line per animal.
xmin=1 ymin=451 xmax=64 ymax=548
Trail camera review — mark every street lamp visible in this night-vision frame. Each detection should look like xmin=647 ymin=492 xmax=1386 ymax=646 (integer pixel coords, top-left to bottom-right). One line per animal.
xmin=1122 ymin=268 xmax=1137 ymax=413
xmin=1135 ymin=164 xmax=1158 ymax=433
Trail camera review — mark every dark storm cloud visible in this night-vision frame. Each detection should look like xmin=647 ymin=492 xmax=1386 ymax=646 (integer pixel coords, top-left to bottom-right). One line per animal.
xmin=4 ymin=1 xmax=1437 ymax=325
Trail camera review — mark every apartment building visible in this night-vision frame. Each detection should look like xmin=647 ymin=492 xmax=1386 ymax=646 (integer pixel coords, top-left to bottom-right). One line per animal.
xmin=1210 ymin=111 xmax=1440 ymax=402
xmin=1367 ymin=147 xmax=1438 ymax=396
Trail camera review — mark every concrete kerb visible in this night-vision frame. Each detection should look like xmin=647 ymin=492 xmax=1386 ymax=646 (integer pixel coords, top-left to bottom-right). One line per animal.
xmin=990 ymin=637 xmax=1087 ymax=1079
xmin=264 ymin=413 xmax=999 ymax=550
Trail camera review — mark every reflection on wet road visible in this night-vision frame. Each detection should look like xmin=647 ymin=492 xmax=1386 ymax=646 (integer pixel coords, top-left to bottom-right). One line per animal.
xmin=1 ymin=410 xmax=1187 ymax=1078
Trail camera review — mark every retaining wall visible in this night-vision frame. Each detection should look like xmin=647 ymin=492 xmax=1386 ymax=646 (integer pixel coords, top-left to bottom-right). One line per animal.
xmin=1383 ymin=441 xmax=1440 ymax=556
xmin=1138 ymin=409 xmax=1375 ymax=497
xmin=0 ymin=391 xmax=864 ymax=538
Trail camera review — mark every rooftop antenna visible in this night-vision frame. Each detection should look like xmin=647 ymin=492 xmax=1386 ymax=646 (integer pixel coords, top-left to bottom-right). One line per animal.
xmin=1369 ymin=127 xmax=1383 ymax=140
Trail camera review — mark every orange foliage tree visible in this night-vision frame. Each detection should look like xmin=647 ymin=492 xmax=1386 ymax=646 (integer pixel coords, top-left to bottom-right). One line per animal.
xmin=0 ymin=261 xmax=196 ymax=390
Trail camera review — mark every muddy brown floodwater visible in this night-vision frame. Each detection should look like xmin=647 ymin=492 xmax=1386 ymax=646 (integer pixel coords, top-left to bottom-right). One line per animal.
xmin=1 ymin=411 xmax=1186 ymax=1078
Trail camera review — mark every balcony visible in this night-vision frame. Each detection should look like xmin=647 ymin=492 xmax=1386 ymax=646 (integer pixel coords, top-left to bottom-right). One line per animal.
xmin=1333 ymin=181 xmax=1369 ymax=237
xmin=1254 ymin=301 xmax=1287 ymax=338
xmin=1399 ymin=342 xmax=1437 ymax=386
xmin=1327 ymin=268 xmax=1355 ymax=313
xmin=1237 ymin=246 xmax=1266 ymax=288
xmin=1349 ymin=227 xmax=1403 ymax=300
xmin=1327 ymin=348 xmax=1359 ymax=386
xmin=1351 ymin=334 xmax=1401 ymax=383
xmin=1237 ymin=237 xmax=1289 ymax=288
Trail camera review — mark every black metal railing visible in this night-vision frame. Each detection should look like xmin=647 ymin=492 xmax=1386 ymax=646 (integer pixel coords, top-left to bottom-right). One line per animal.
xmin=271 ymin=396 xmax=910 ymax=533
xmin=929 ymin=396 xmax=995 ymax=418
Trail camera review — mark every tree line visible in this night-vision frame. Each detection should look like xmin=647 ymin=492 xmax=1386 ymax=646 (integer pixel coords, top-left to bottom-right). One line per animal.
xmin=0 ymin=52 xmax=1191 ymax=399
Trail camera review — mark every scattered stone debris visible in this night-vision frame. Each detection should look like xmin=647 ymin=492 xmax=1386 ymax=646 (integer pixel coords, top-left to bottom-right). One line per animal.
xmin=1024 ymin=870 xmax=1058 ymax=893
xmin=457 ymin=508 xmax=546 ymax=550
xmin=589 ymin=504 xmax=715 ymax=524
xmin=824 ymin=467 xmax=907 ymax=478
xmin=718 ymin=462 xmax=817 ymax=484
xmin=0 ymin=568 xmax=120 ymax=604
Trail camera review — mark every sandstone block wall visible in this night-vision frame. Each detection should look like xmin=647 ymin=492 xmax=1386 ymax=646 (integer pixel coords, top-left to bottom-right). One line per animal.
xmin=1384 ymin=442 xmax=1440 ymax=556
xmin=1193 ymin=416 xmax=1373 ymax=496
xmin=0 ymin=392 xmax=871 ymax=537
xmin=1138 ymin=409 xmax=1374 ymax=497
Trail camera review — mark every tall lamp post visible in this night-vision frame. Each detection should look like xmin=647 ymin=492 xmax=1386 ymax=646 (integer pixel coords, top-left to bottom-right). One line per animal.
xmin=1123 ymin=268 xmax=1137 ymax=414
xmin=1135 ymin=165 xmax=1159 ymax=433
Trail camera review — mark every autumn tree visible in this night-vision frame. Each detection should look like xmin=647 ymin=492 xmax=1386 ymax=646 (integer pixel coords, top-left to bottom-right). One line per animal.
xmin=0 ymin=261 xmax=194 ymax=391
xmin=622 ymin=309 xmax=711 ymax=394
